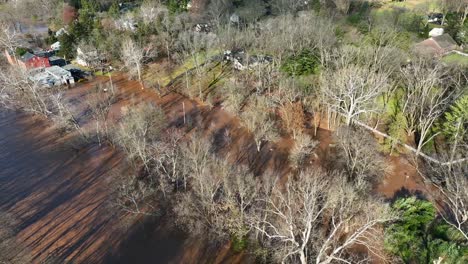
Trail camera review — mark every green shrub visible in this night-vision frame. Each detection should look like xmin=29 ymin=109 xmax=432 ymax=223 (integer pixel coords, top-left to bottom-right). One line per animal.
xmin=167 ymin=0 xmax=189 ymax=14
xmin=281 ymin=50 xmax=320 ymax=77
xmin=385 ymin=197 xmax=468 ymax=264
xmin=231 ymin=234 xmax=248 ymax=252
xmin=15 ymin=47 xmax=28 ymax=56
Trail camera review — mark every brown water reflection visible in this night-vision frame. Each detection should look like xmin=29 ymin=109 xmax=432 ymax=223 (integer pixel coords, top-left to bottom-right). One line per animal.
xmin=0 ymin=110 xmax=246 ymax=263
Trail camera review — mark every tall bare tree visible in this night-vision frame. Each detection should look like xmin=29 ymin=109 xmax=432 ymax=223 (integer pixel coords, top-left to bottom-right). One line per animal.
xmin=430 ymin=163 xmax=468 ymax=241
xmin=0 ymin=22 xmax=19 ymax=60
xmin=121 ymin=38 xmax=155 ymax=88
xmin=113 ymin=103 xmax=166 ymax=171
xmin=321 ymin=64 xmax=389 ymax=126
xmin=251 ymin=170 xmax=393 ymax=264
xmin=334 ymin=126 xmax=385 ymax=190
xmin=250 ymin=170 xmax=329 ymax=264
xmin=240 ymin=96 xmax=279 ymax=152
xmin=400 ymin=59 xmax=453 ymax=155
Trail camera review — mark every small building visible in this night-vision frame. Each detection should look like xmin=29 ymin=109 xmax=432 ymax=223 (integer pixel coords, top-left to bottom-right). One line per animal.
xmin=224 ymin=49 xmax=273 ymax=70
xmin=18 ymin=52 xmax=50 ymax=69
xmin=414 ymin=34 xmax=460 ymax=57
xmin=30 ymin=66 xmax=74 ymax=87
xmin=429 ymin=28 xmax=444 ymax=37
xmin=45 ymin=66 xmax=74 ymax=85
xmin=49 ymin=56 xmax=66 ymax=67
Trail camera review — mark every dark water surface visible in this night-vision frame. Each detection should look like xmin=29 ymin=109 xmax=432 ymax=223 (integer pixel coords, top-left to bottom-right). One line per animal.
xmin=0 ymin=110 xmax=189 ymax=263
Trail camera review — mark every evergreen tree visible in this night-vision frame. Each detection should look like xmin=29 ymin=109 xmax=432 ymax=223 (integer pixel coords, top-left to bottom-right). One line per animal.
xmin=441 ymin=95 xmax=468 ymax=142
xmin=385 ymin=197 xmax=468 ymax=264
xmin=108 ymin=1 xmax=120 ymax=19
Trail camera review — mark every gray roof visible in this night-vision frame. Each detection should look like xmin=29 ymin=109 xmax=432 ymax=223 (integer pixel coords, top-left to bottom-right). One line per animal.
xmin=49 ymin=56 xmax=64 ymax=61
xmin=20 ymin=52 xmax=35 ymax=62
xmin=432 ymin=34 xmax=458 ymax=50
xmin=45 ymin=66 xmax=71 ymax=77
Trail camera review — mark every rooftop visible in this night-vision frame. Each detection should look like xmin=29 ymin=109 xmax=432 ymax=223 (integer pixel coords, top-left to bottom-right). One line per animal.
xmin=45 ymin=66 xmax=70 ymax=76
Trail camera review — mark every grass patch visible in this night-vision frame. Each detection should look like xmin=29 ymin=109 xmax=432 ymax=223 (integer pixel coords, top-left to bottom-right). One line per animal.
xmin=144 ymin=50 xmax=220 ymax=88
xmin=383 ymin=0 xmax=439 ymax=11
xmin=442 ymin=53 xmax=468 ymax=67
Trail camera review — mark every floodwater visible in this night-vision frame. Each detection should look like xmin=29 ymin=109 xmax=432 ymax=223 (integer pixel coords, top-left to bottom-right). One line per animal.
xmin=0 ymin=109 xmax=244 ymax=263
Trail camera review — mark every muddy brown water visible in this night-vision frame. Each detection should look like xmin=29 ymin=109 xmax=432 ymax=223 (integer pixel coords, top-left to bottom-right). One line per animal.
xmin=0 ymin=109 xmax=241 ymax=263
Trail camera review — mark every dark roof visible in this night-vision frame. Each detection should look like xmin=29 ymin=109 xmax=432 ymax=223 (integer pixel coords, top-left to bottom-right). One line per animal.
xmin=432 ymin=34 xmax=458 ymax=50
xmin=49 ymin=56 xmax=64 ymax=61
xmin=20 ymin=52 xmax=35 ymax=62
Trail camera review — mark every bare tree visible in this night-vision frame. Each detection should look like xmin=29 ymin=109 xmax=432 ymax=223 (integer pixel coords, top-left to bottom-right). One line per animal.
xmin=430 ymin=163 xmax=468 ymax=241
xmin=152 ymin=129 xmax=187 ymax=195
xmin=174 ymin=156 xmax=231 ymax=238
xmin=289 ymin=133 xmax=319 ymax=169
xmin=314 ymin=177 xmax=394 ymax=264
xmin=121 ymin=38 xmax=155 ymax=88
xmin=0 ymin=66 xmax=51 ymax=115
xmin=139 ymin=0 xmax=166 ymax=25
xmin=0 ymin=22 xmax=19 ymax=60
xmin=400 ymin=59 xmax=453 ymax=155
xmin=240 ymin=96 xmax=279 ymax=152
xmin=113 ymin=103 xmax=166 ymax=171
xmin=206 ymin=0 xmax=233 ymax=23
xmin=321 ymin=64 xmax=389 ymax=126
xmin=250 ymin=170 xmax=329 ymax=264
xmin=332 ymin=0 xmax=352 ymax=14
xmin=113 ymin=172 xmax=157 ymax=216
xmin=334 ymin=126 xmax=385 ymax=191
xmin=270 ymin=0 xmax=307 ymax=14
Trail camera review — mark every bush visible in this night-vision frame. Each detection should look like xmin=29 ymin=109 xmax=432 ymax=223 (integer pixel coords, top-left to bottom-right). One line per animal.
xmin=385 ymin=197 xmax=468 ymax=264
xmin=281 ymin=50 xmax=320 ymax=77
xmin=167 ymin=0 xmax=189 ymax=14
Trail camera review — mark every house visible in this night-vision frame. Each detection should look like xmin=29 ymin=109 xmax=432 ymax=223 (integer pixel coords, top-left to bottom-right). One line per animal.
xmin=18 ymin=52 xmax=50 ymax=69
xmin=30 ymin=66 xmax=75 ymax=87
xmin=224 ymin=49 xmax=273 ymax=70
xmin=33 ymin=49 xmax=55 ymax=58
xmin=429 ymin=28 xmax=444 ymax=37
xmin=45 ymin=66 xmax=74 ymax=85
xmin=414 ymin=34 xmax=460 ymax=57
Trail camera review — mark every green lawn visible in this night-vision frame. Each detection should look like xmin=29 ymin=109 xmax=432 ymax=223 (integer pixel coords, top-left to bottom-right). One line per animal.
xmin=384 ymin=0 xmax=439 ymax=11
xmin=442 ymin=53 xmax=468 ymax=67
